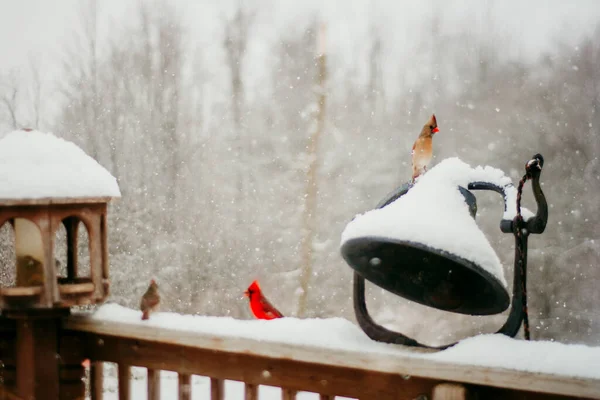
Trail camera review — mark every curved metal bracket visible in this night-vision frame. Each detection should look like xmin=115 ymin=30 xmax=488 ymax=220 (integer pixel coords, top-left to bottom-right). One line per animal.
xmin=353 ymin=154 xmax=549 ymax=349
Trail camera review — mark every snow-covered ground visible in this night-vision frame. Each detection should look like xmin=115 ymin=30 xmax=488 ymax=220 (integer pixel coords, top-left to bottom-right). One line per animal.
xmin=84 ymin=303 xmax=600 ymax=399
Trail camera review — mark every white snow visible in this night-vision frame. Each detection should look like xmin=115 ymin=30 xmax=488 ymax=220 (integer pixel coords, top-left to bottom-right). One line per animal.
xmin=89 ymin=304 xmax=600 ymax=382
xmin=0 ymin=130 xmax=121 ymax=200
xmin=91 ymin=303 xmax=371 ymax=353
xmin=340 ymin=158 xmax=531 ymax=288
xmin=429 ymin=334 xmax=600 ymax=378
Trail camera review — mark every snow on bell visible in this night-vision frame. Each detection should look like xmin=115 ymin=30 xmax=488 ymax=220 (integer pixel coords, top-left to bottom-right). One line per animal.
xmin=341 ymin=158 xmax=531 ymax=316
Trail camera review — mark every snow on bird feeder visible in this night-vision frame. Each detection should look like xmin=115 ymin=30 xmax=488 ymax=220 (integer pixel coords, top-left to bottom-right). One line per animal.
xmin=341 ymin=155 xmax=548 ymax=349
xmin=0 ymin=129 xmax=121 ymax=310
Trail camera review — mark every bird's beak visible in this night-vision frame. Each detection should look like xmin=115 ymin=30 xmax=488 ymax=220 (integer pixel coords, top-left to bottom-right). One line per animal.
xmin=244 ymin=290 xmax=249 ymax=297
xmin=432 ymin=127 xmax=439 ymax=133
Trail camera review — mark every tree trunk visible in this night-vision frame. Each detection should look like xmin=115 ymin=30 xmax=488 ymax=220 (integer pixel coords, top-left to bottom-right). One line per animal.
xmin=297 ymin=24 xmax=327 ymax=318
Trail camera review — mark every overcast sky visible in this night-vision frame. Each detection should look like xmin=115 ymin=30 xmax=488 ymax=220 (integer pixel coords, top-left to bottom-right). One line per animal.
xmin=1 ymin=0 xmax=599 ymax=85
xmin=0 ymin=1 xmax=74 ymax=73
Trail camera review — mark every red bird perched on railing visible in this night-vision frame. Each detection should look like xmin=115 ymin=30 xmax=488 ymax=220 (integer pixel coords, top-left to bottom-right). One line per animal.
xmin=244 ymin=280 xmax=284 ymax=320
xmin=412 ymin=114 xmax=440 ymax=182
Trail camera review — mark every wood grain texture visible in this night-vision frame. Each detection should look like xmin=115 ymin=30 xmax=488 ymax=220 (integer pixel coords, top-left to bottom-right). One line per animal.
xmin=118 ymin=364 xmax=131 ymax=400
xmin=59 ymin=283 xmax=95 ymax=295
xmin=147 ymin=369 xmax=160 ymax=400
xmin=210 ymin=377 xmax=223 ymax=400
xmin=0 ymin=202 xmax=110 ymax=309
xmin=432 ymin=383 xmax=469 ymax=400
xmin=73 ymin=332 xmax=436 ymax=399
xmin=90 ymin=362 xmax=103 ymax=400
xmin=0 ymin=386 xmax=24 ymax=400
xmin=282 ymin=388 xmax=297 ymax=400
xmin=245 ymin=383 xmax=258 ymax=400
xmin=64 ymin=316 xmax=600 ymax=399
xmin=0 ymin=197 xmax=114 ymax=206
xmin=16 ymin=318 xmax=60 ymax=400
xmin=177 ymin=373 xmax=192 ymax=400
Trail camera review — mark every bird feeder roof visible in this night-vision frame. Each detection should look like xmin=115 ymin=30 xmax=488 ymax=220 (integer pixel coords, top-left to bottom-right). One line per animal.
xmin=0 ymin=130 xmax=121 ymax=205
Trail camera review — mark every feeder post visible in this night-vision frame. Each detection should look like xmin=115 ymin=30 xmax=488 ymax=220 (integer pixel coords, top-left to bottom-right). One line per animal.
xmin=12 ymin=310 xmax=68 ymax=399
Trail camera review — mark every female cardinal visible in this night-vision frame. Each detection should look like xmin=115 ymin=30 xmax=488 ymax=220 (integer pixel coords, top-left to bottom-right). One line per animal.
xmin=411 ymin=114 xmax=439 ymax=182
xmin=244 ymin=280 xmax=284 ymax=320
xmin=140 ymin=279 xmax=160 ymax=320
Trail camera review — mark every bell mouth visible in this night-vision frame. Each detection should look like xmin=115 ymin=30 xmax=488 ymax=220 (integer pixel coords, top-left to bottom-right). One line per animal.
xmin=341 ymin=237 xmax=510 ymax=316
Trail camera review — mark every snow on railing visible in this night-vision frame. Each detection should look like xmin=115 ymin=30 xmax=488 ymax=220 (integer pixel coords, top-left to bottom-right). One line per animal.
xmin=60 ymin=306 xmax=600 ymax=400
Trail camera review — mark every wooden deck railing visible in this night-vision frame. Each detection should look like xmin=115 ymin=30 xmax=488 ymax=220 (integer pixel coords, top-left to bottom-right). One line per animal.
xmin=61 ymin=316 xmax=600 ymax=400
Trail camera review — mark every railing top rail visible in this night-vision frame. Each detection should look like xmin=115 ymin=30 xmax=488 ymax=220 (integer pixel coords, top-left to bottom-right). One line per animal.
xmin=64 ymin=315 xmax=600 ymax=399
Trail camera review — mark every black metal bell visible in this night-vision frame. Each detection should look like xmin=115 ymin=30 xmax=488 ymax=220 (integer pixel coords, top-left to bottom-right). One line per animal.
xmin=341 ymin=154 xmax=548 ymax=349
xmin=342 ymin=238 xmax=510 ymax=315
xmin=341 ymin=183 xmax=509 ymax=316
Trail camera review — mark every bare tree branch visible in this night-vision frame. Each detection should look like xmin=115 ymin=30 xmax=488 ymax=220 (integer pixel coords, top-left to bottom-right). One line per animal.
xmin=0 ymin=71 xmax=20 ymax=130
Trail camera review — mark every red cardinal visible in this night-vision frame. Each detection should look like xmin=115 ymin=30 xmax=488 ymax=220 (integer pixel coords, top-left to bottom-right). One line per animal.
xmin=244 ymin=280 xmax=284 ymax=320
xmin=140 ymin=279 xmax=160 ymax=320
xmin=411 ymin=114 xmax=439 ymax=182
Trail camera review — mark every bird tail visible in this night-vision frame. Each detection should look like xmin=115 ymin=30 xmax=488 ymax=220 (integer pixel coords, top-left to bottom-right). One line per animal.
xmin=141 ymin=310 xmax=150 ymax=320
xmin=412 ymin=164 xmax=427 ymax=182
xmin=412 ymin=171 xmax=420 ymax=182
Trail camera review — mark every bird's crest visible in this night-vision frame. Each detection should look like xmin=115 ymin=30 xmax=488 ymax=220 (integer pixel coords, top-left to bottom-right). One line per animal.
xmin=248 ymin=280 xmax=261 ymax=293
xmin=426 ymin=114 xmax=438 ymax=128
xmin=427 ymin=114 xmax=439 ymax=133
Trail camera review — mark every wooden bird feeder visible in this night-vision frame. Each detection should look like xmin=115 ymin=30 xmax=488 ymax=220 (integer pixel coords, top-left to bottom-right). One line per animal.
xmin=0 ymin=129 xmax=121 ymax=312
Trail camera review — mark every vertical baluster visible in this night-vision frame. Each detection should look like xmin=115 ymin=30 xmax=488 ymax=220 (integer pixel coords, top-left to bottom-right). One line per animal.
xmin=245 ymin=383 xmax=258 ymax=400
xmin=178 ymin=373 xmax=192 ymax=400
xmin=118 ymin=364 xmax=130 ymax=400
xmin=90 ymin=362 xmax=103 ymax=400
xmin=282 ymin=388 xmax=297 ymax=400
xmin=210 ymin=378 xmax=224 ymax=400
xmin=432 ymin=383 xmax=468 ymax=400
xmin=147 ymin=369 xmax=161 ymax=400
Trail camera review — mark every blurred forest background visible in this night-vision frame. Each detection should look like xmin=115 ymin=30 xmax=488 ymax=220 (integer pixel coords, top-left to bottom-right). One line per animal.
xmin=0 ymin=0 xmax=599 ymax=347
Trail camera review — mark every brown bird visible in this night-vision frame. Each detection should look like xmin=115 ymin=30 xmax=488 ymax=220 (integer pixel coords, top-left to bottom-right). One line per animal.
xmin=140 ymin=279 xmax=160 ymax=320
xmin=411 ymin=114 xmax=439 ymax=182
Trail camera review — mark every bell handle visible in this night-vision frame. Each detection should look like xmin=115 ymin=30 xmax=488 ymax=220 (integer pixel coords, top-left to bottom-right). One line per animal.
xmin=469 ymin=157 xmax=547 ymax=235
xmin=467 ymin=181 xmax=519 ymax=233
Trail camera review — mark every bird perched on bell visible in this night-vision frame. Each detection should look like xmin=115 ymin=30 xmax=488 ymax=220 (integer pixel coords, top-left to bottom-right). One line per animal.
xmin=411 ymin=114 xmax=440 ymax=182
xmin=244 ymin=280 xmax=284 ymax=320
xmin=140 ymin=279 xmax=160 ymax=320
